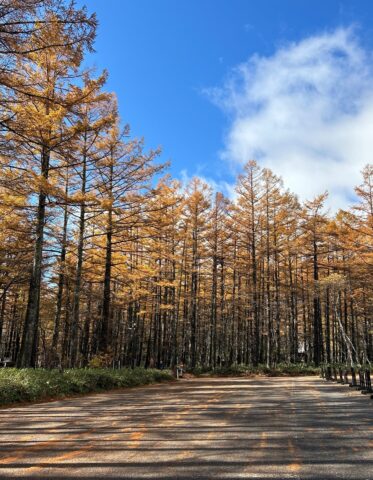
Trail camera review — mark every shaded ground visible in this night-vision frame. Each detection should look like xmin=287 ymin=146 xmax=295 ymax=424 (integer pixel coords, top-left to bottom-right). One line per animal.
xmin=0 ymin=376 xmax=372 ymax=479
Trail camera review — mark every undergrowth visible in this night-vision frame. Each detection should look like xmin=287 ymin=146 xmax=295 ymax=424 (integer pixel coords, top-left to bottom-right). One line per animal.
xmin=0 ymin=367 xmax=173 ymax=405
xmin=191 ymin=363 xmax=320 ymax=377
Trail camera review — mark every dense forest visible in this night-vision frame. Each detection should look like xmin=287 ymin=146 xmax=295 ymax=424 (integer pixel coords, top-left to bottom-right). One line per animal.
xmin=0 ymin=0 xmax=371 ymax=370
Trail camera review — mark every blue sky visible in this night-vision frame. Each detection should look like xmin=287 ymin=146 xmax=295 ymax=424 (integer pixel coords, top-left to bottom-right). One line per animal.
xmin=78 ymin=1 xmax=373 ymax=208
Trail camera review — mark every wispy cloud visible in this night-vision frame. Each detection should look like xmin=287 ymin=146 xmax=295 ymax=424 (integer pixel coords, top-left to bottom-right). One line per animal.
xmin=180 ymin=169 xmax=236 ymax=199
xmin=207 ymin=27 xmax=373 ymax=209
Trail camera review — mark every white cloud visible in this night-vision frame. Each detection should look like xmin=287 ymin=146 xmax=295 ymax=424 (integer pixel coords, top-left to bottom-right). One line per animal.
xmin=208 ymin=27 xmax=373 ymax=209
xmin=180 ymin=169 xmax=236 ymax=199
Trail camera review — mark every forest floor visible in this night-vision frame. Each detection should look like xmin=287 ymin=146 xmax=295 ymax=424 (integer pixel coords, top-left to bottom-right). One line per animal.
xmin=0 ymin=376 xmax=372 ymax=479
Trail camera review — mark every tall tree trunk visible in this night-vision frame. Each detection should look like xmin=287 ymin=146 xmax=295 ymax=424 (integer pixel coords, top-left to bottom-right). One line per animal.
xmin=18 ymin=146 xmax=50 ymax=367
xmin=190 ymin=222 xmax=198 ymax=369
xmin=52 ymin=172 xmax=69 ymax=360
xmin=0 ymin=289 xmax=7 ymax=355
xmin=312 ymin=237 xmax=323 ymax=365
xmin=100 ymin=161 xmax=113 ymax=353
xmin=70 ymin=150 xmax=87 ymax=367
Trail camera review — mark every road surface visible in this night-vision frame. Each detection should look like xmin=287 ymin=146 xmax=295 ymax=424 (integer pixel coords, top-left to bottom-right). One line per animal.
xmin=0 ymin=376 xmax=372 ymax=479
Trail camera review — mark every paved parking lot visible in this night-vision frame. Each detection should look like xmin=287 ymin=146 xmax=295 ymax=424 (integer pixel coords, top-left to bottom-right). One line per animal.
xmin=0 ymin=376 xmax=372 ymax=479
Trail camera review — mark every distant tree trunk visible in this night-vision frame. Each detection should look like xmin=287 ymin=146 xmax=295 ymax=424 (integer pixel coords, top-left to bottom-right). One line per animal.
xmin=100 ymin=161 xmax=113 ymax=353
xmin=190 ymin=222 xmax=198 ymax=369
xmin=52 ymin=172 xmax=69 ymax=359
xmin=0 ymin=289 xmax=7 ymax=354
xmin=70 ymin=150 xmax=87 ymax=367
xmin=81 ymin=281 xmax=92 ymax=365
xmin=325 ymin=285 xmax=331 ymax=364
xmin=210 ymin=205 xmax=218 ymax=368
xmin=249 ymin=179 xmax=259 ymax=366
xmin=313 ymin=237 xmax=323 ymax=365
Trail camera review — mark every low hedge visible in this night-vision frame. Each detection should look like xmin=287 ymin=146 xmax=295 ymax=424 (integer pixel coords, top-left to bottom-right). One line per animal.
xmin=0 ymin=367 xmax=173 ymax=406
xmin=192 ymin=363 xmax=320 ymax=377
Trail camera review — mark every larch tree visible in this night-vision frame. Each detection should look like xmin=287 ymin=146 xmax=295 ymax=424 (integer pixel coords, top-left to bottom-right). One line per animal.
xmin=3 ymin=4 xmax=96 ymax=367
xmin=301 ymin=193 xmax=329 ymax=366
xmin=93 ymin=123 xmax=163 ymax=358
xmin=182 ymin=178 xmax=211 ymax=368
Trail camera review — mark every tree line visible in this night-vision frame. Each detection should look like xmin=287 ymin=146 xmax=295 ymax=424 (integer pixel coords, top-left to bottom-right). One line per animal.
xmin=0 ymin=0 xmax=372 ymax=369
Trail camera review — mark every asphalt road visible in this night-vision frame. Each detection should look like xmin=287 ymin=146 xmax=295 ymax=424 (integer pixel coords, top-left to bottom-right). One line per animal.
xmin=0 ymin=376 xmax=372 ymax=479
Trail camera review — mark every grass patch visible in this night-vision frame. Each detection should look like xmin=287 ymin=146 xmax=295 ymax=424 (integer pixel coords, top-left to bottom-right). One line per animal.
xmin=192 ymin=363 xmax=320 ymax=377
xmin=0 ymin=367 xmax=173 ymax=406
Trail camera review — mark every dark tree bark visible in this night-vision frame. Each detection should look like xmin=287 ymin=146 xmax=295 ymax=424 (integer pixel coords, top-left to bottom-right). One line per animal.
xmin=17 ymin=146 xmax=49 ymax=368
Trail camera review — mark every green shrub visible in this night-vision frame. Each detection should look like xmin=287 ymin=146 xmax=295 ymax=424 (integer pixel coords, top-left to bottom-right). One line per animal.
xmin=0 ymin=367 xmax=173 ymax=406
